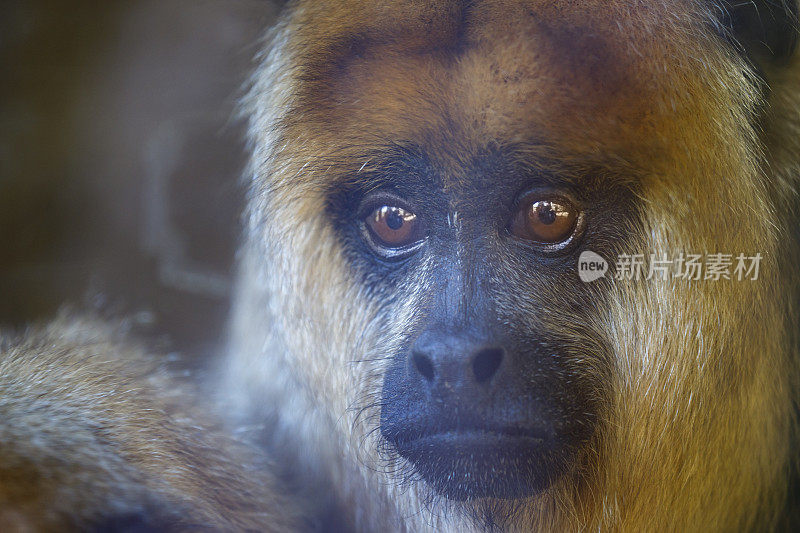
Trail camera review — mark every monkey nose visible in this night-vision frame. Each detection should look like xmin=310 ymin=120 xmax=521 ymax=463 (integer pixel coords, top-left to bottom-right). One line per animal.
xmin=409 ymin=329 xmax=506 ymax=389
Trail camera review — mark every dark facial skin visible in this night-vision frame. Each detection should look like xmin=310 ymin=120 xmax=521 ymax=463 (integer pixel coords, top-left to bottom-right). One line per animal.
xmin=326 ymin=142 xmax=642 ymax=500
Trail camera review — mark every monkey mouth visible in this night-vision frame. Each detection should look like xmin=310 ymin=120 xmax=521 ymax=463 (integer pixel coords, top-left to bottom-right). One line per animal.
xmin=392 ymin=425 xmax=548 ymax=446
xmin=389 ymin=425 xmax=560 ymax=501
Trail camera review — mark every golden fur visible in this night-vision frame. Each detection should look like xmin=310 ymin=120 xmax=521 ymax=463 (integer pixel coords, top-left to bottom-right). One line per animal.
xmin=0 ymin=313 xmax=301 ymax=532
xmin=227 ymin=0 xmax=800 ymax=530
xmin=1 ymin=1 xmax=796 ymax=531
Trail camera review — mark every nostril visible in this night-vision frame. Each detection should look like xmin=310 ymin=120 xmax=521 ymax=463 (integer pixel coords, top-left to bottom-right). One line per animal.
xmin=472 ymin=347 xmax=504 ymax=384
xmin=412 ymin=352 xmax=435 ymax=382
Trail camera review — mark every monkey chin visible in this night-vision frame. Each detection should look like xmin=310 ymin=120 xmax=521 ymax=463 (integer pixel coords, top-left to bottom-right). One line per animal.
xmin=392 ymin=430 xmax=567 ymax=501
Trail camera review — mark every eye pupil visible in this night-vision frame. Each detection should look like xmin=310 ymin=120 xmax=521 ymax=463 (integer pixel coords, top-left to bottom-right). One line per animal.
xmin=536 ymin=203 xmax=557 ymax=225
xmin=386 ymin=209 xmax=404 ymax=230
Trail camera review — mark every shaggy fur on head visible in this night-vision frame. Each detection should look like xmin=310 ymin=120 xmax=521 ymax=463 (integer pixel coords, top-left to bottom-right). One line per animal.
xmin=0 ymin=313 xmax=302 ymax=532
xmin=227 ymin=0 xmax=800 ymax=530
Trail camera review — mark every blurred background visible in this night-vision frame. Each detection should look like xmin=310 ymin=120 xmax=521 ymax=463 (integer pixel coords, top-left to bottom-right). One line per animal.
xmin=0 ymin=0 xmax=283 ymax=361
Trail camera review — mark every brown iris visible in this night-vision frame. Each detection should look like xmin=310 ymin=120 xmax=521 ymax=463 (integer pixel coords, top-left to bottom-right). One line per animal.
xmin=509 ymin=197 xmax=579 ymax=244
xmin=365 ymin=205 xmax=420 ymax=248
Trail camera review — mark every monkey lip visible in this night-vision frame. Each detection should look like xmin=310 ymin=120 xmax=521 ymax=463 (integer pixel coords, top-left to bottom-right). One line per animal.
xmin=393 ymin=428 xmax=548 ymax=458
xmin=398 ymin=430 xmax=547 ymax=456
xmin=392 ymin=425 xmax=548 ymax=446
xmin=390 ymin=426 xmax=556 ymax=500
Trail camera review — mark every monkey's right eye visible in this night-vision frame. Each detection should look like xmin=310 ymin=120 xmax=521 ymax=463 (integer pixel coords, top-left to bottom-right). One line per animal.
xmin=362 ymin=205 xmax=424 ymax=258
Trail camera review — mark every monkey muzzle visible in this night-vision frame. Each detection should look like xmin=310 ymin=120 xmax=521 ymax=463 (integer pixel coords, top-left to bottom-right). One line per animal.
xmin=379 ymin=327 xmax=594 ymax=501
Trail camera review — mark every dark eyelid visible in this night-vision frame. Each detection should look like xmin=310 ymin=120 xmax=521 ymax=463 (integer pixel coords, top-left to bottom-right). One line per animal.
xmin=514 ymin=187 xmax=581 ymax=210
xmin=358 ymin=191 xmax=417 ymax=218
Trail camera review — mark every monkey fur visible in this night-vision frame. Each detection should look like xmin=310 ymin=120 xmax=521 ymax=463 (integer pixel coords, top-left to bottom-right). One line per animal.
xmin=224 ymin=0 xmax=800 ymax=530
xmin=1 ymin=1 xmax=799 ymax=531
xmin=0 ymin=313 xmax=302 ymax=532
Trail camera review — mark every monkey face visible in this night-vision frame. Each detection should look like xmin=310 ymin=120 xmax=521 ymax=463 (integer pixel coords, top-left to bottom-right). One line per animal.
xmin=372 ymin=191 xmax=599 ymax=500
xmin=240 ymin=0 xmax=796 ymax=523
xmin=326 ymin=155 xmax=639 ymax=500
xmin=250 ymin=0 xmax=709 ymax=503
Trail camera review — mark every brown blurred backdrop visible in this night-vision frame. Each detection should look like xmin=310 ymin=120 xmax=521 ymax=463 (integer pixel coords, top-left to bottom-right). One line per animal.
xmin=0 ymin=0 xmax=282 ymax=359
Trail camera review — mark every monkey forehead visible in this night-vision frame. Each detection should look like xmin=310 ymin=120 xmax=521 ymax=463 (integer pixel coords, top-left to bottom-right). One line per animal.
xmin=278 ymin=0 xmax=734 ymax=178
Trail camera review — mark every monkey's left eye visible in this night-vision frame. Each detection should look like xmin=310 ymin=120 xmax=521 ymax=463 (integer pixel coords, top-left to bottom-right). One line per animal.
xmin=508 ymin=194 xmax=584 ymax=251
xmin=363 ymin=205 xmax=424 ymax=257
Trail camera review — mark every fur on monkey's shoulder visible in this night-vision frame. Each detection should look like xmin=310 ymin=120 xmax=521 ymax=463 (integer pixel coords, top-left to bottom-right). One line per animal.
xmin=0 ymin=312 xmax=303 ymax=532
